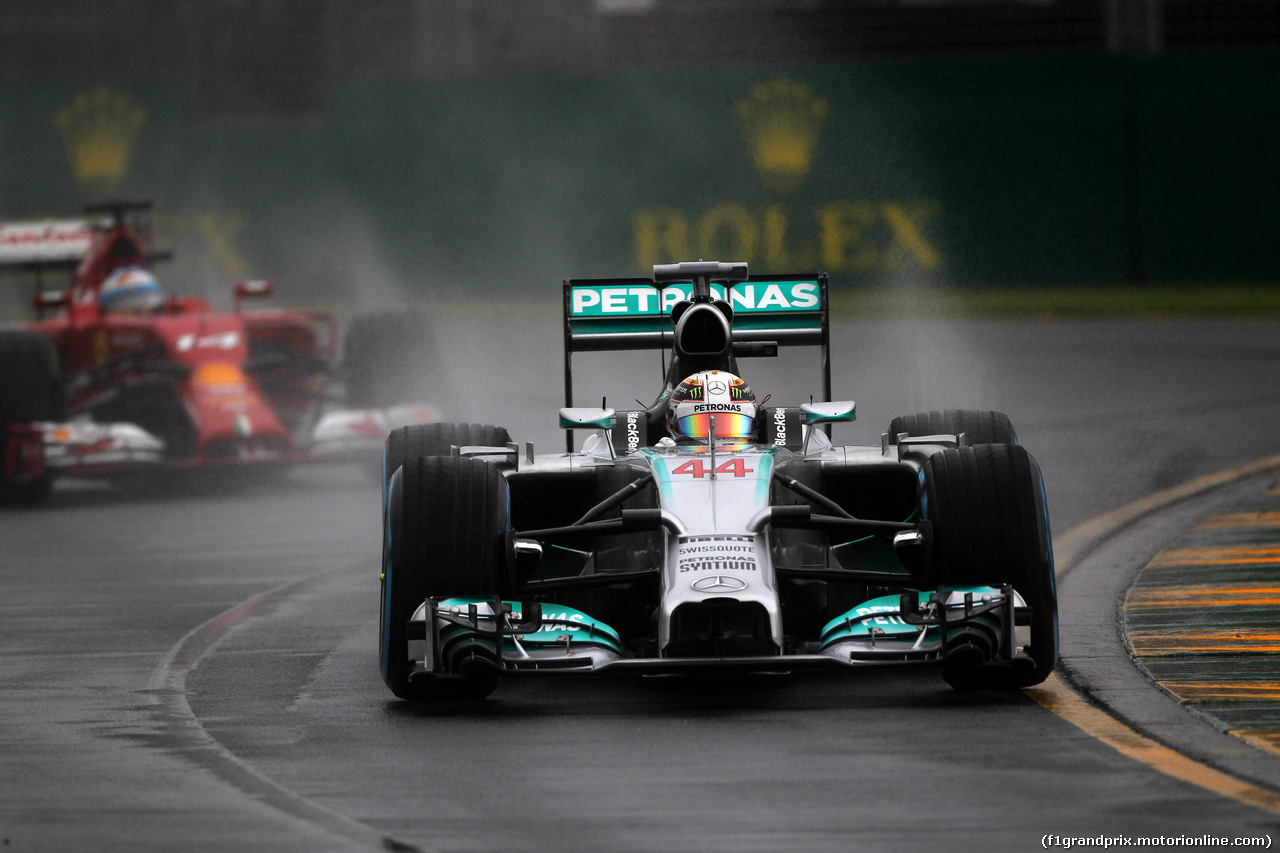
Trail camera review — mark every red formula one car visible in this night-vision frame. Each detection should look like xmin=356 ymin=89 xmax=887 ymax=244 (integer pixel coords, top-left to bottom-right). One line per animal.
xmin=0 ymin=201 xmax=440 ymax=503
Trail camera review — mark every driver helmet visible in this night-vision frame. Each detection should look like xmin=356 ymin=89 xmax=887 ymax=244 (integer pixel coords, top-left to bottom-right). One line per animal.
xmin=100 ymin=267 xmax=164 ymax=315
xmin=666 ymin=370 xmax=757 ymax=443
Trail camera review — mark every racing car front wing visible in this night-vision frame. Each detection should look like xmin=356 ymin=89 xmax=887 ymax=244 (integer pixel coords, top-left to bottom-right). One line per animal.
xmin=404 ymin=586 xmax=1033 ymax=685
xmin=4 ymin=401 xmax=442 ymax=479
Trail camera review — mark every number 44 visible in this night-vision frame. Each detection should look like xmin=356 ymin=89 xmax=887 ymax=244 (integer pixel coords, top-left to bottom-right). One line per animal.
xmin=670 ymin=459 xmax=754 ymax=478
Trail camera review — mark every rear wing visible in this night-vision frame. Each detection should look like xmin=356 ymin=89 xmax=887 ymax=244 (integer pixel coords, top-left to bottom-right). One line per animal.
xmin=0 ymin=220 xmax=96 ymax=270
xmin=1 ymin=203 xmax=169 ymax=314
xmin=562 ymin=271 xmax=831 ymax=412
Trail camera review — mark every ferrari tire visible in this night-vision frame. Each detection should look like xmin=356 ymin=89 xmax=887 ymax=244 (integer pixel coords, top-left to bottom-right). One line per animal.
xmin=921 ymin=444 xmax=1057 ymax=690
xmin=0 ymin=331 xmax=61 ymax=424
xmin=888 ymin=410 xmax=1017 ymax=446
xmin=380 ymin=455 xmax=511 ymax=701
xmin=0 ymin=331 xmax=61 ymax=505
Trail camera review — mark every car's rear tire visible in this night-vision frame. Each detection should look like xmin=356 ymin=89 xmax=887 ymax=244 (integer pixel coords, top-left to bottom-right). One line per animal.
xmin=381 ymin=422 xmax=512 ymax=512
xmin=0 ymin=331 xmax=62 ymax=505
xmin=921 ymin=444 xmax=1057 ymax=690
xmin=383 ymin=422 xmax=512 ymax=479
xmin=888 ymin=410 xmax=1017 ymax=446
xmin=380 ymin=455 xmax=511 ymax=701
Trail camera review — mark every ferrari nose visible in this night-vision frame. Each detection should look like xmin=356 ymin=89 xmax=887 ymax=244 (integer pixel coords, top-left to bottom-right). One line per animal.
xmin=186 ymin=361 xmax=296 ymax=462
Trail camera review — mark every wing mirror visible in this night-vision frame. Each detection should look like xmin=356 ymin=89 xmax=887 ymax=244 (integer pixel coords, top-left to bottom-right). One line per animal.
xmin=800 ymin=401 xmax=856 ymax=424
xmin=32 ymin=291 xmax=69 ymax=312
xmin=558 ymin=407 xmax=617 ymax=430
xmin=233 ymin=280 xmax=273 ymax=312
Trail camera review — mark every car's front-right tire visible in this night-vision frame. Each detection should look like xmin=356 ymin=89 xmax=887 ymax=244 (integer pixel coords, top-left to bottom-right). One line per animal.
xmin=0 ymin=330 xmax=62 ymax=505
xmin=380 ymin=454 xmax=511 ymax=701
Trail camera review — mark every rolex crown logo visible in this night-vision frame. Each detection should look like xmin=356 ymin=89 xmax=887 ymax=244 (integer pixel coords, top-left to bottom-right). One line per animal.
xmin=736 ymin=79 xmax=828 ymax=193
xmin=55 ymin=87 xmax=147 ymax=194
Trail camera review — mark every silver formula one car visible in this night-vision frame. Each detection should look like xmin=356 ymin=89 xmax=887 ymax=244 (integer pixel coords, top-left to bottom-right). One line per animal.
xmin=378 ymin=262 xmax=1056 ymax=700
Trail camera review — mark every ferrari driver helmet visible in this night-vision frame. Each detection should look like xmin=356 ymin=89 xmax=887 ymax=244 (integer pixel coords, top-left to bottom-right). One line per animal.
xmin=666 ymin=370 xmax=757 ymax=443
xmin=100 ymin=267 xmax=164 ymax=315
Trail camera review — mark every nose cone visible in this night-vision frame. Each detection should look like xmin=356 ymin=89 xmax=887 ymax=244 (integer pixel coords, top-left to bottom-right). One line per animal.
xmin=186 ymin=361 xmax=295 ymax=461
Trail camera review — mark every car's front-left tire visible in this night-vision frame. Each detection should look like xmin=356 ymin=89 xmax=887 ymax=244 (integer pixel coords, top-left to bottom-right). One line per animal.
xmin=920 ymin=443 xmax=1057 ymax=690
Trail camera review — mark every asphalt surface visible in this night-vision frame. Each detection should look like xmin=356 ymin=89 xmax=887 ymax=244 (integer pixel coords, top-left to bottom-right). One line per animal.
xmin=3 ymin=315 xmax=1280 ymax=852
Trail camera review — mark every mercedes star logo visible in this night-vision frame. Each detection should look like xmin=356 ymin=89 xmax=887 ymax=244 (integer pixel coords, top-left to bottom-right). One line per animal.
xmin=708 ymin=380 xmax=728 ymax=395
xmin=692 ymin=575 xmax=748 ymax=593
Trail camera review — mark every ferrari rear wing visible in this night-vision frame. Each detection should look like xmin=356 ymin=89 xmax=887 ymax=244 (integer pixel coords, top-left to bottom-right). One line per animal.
xmin=1 ymin=203 xmax=171 ymax=313
xmin=562 ymin=270 xmax=831 ymax=412
xmin=0 ymin=202 xmax=170 ymax=275
xmin=0 ymin=220 xmax=95 ymax=271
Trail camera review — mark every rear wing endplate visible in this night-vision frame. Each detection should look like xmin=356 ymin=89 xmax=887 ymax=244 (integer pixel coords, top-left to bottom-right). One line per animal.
xmin=562 ymin=272 xmax=831 ymax=412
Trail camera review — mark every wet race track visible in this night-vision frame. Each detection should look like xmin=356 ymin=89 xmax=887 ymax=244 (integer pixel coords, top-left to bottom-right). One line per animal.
xmin=4 ymin=314 xmax=1280 ymax=852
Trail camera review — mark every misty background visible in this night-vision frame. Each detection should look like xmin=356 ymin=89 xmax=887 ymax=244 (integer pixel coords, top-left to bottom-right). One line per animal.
xmin=2 ymin=0 xmax=1279 ymax=318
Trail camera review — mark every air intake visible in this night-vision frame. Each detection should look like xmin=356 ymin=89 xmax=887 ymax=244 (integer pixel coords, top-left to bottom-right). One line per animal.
xmin=673 ymin=302 xmax=732 ymax=359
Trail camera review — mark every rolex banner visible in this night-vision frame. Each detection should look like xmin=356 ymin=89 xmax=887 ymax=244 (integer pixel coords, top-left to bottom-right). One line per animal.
xmin=1 ymin=53 xmax=1279 ymax=300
